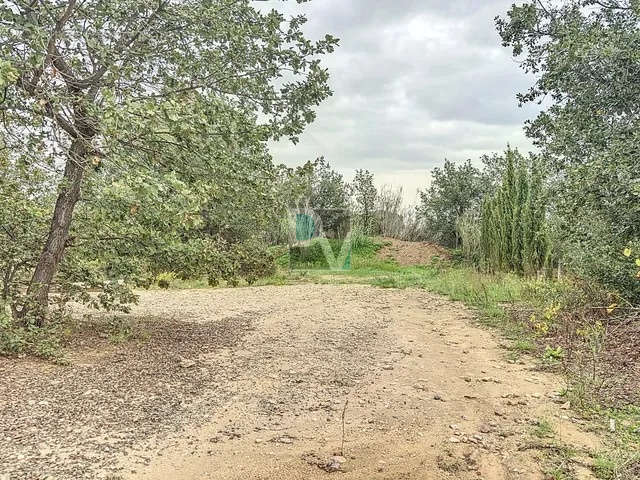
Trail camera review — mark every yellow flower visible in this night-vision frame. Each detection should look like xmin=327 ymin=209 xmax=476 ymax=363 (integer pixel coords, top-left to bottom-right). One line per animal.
xmin=636 ymin=258 xmax=640 ymax=267
xmin=606 ymin=304 xmax=617 ymax=314
xmin=623 ymin=248 xmax=632 ymax=257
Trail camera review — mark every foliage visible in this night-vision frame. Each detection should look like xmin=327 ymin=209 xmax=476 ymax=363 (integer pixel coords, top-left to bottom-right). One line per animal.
xmin=497 ymin=0 xmax=640 ymax=302
xmin=455 ymin=210 xmax=482 ymax=266
xmin=0 ymin=0 xmax=337 ymax=322
xmin=156 ymin=272 xmax=176 ymax=289
xmin=278 ymin=234 xmax=380 ymax=271
xmin=299 ymin=157 xmax=352 ymax=235
xmin=480 ymin=149 xmax=549 ymax=274
xmin=351 ymin=169 xmax=377 ymax=234
xmin=0 ymin=150 xmax=53 ymax=307
xmin=0 ymin=307 xmax=62 ymax=359
xmin=418 ymin=159 xmax=486 ymax=248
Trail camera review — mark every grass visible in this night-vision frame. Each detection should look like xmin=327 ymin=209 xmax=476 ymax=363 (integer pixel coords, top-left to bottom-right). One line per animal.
xmin=534 ymin=418 xmax=556 ymax=439
xmin=525 ymin=419 xmax=579 ymax=480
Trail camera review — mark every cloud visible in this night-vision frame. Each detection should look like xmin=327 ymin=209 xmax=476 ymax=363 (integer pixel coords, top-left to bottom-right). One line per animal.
xmin=259 ymin=0 xmax=540 ymax=204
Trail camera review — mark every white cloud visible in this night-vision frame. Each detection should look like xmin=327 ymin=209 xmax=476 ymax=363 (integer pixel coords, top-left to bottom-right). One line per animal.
xmin=260 ymin=0 xmax=540 ymax=204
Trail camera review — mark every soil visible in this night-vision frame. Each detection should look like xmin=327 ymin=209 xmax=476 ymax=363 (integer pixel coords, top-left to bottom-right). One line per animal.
xmin=0 ymin=285 xmax=603 ymax=480
xmin=377 ymin=238 xmax=450 ymax=266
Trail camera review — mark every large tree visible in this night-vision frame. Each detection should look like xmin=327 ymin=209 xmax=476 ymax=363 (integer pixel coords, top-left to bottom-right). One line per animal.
xmin=497 ymin=0 xmax=640 ymax=300
xmin=418 ymin=159 xmax=485 ymax=248
xmin=0 ymin=0 xmax=337 ymax=323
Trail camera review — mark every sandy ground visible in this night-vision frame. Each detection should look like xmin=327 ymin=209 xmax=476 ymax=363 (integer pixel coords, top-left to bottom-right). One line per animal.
xmin=0 ymin=285 xmax=602 ymax=480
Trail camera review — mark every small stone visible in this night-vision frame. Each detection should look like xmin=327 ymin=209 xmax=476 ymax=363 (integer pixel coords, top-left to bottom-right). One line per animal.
xmin=449 ymin=436 xmax=461 ymax=443
xmin=324 ymin=457 xmax=344 ymax=472
xmin=478 ymin=424 xmax=492 ymax=433
xmin=179 ymin=358 xmax=196 ymax=368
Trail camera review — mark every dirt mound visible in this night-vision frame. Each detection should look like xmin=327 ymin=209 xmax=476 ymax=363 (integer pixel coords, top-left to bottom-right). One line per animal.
xmin=377 ymin=238 xmax=450 ymax=266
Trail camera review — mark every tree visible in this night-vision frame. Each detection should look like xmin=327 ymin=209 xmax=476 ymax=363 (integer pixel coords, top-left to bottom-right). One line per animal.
xmin=480 ymin=151 xmax=549 ymax=274
xmin=351 ymin=169 xmax=377 ymax=234
xmin=296 ymin=157 xmax=351 ymax=236
xmin=0 ymin=149 xmax=53 ymax=306
xmin=0 ymin=0 xmax=337 ymax=323
xmin=497 ymin=0 xmax=640 ymax=299
xmin=418 ymin=159 xmax=485 ymax=248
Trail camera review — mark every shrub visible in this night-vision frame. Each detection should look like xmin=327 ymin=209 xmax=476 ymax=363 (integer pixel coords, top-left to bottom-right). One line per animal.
xmin=0 ymin=307 xmax=63 ymax=359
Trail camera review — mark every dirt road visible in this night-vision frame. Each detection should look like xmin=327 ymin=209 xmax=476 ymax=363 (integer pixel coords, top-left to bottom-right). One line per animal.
xmin=0 ymin=285 xmax=601 ymax=479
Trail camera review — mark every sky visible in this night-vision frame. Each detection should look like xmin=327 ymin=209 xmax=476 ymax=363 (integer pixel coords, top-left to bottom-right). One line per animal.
xmin=259 ymin=0 xmax=541 ymax=204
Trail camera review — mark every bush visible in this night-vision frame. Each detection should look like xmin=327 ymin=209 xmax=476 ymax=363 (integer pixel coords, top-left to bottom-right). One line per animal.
xmin=289 ymin=238 xmax=351 ymax=270
xmin=156 ymin=272 xmax=176 ymax=289
xmin=0 ymin=307 xmax=63 ymax=359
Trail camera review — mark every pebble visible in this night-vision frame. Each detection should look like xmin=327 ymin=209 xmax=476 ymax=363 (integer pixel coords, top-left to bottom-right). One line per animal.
xmin=179 ymin=358 xmax=196 ymax=368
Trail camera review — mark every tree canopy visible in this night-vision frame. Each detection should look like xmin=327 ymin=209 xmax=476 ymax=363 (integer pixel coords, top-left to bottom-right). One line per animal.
xmin=497 ymin=0 xmax=640 ymax=300
xmin=418 ymin=159 xmax=486 ymax=248
xmin=0 ymin=0 xmax=337 ymax=322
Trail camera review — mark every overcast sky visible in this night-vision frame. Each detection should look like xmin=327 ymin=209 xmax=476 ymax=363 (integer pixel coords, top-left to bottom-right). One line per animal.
xmin=260 ymin=0 xmax=540 ymax=204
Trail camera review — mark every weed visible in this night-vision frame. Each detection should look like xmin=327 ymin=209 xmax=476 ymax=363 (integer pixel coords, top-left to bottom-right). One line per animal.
xmin=0 ymin=306 xmax=63 ymax=360
xmin=534 ymin=418 xmax=556 ymax=439
xmin=543 ymin=345 xmax=566 ymax=365
xmin=593 ymin=450 xmax=640 ymax=480
xmin=513 ymin=339 xmax=536 ymax=353
xmin=593 ymin=453 xmax=617 ymax=480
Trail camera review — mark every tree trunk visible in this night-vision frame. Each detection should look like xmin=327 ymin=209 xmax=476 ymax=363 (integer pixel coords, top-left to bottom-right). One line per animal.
xmin=17 ymin=140 xmax=87 ymax=325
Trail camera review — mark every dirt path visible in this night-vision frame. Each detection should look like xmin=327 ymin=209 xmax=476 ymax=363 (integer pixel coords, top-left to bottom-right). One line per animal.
xmin=1 ymin=285 xmax=602 ymax=479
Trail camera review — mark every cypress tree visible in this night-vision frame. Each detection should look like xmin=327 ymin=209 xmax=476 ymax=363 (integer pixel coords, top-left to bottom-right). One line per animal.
xmin=479 ymin=151 xmax=549 ymax=276
xmin=511 ymin=165 xmax=529 ymax=272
